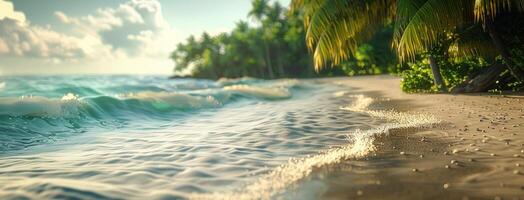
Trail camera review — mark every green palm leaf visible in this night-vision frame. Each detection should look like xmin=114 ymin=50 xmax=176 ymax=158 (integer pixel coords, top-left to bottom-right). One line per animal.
xmin=292 ymin=0 xmax=523 ymax=69
xmin=474 ymin=0 xmax=524 ymax=22
xmin=395 ymin=0 xmax=467 ymax=61
xmin=292 ymin=0 xmax=393 ymax=70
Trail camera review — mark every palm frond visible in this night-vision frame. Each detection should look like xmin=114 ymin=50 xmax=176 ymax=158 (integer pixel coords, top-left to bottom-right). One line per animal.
xmin=449 ymin=38 xmax=499 ymax=59
xmin=291 ymin=0 xmax=327 ymax=28
xmin=393 ymin=0 xmax=425 ymax=48
xmin=292 ymin=0 xmax=523 ymax=69
xmin=474 ymin=0 xmax=524 ymax=22
xmin=395 ymin=0 xmax=467 ymax=62
xmin=292 ymin=0 xmax=393 ymax=70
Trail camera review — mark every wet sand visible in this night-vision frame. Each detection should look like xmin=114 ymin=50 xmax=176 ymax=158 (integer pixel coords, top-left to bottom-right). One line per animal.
xmin=322 ymin=75 xmax=524 ymax=199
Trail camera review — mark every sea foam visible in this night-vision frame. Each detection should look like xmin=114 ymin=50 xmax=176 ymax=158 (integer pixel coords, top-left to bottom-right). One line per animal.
xmin=190 ymin=94 xmax=440 ymax=200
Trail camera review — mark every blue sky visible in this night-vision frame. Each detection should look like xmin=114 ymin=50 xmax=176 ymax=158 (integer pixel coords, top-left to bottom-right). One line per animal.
xmin=0 ymin=0 xmax=290 ymax=75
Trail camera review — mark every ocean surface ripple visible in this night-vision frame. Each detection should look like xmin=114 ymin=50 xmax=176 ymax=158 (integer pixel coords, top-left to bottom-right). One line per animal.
xmin=0 ymin=76 xmax=434 ymax=199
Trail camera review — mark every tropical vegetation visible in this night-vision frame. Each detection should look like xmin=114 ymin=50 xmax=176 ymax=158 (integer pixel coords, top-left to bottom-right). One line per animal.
xmin=172 ymin=0 xmax=524 ymax=93
xmin=290 ymin=0 xmax=524 ymax=92
xmin=171 ymin=0 xmax=396 ymax=79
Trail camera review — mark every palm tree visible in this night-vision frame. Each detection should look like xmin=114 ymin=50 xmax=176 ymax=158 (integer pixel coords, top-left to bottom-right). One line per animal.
xmin=266 ymin=2 xmax=287 ymax=77
xmin=428 ymin=55 xmax=447 ymax=92
xmin=394 ymin=0 xmax=524 ymax=82
xmin=291 ymin=0 xmax=524 ymax=90
xmin=249 ymin=0 xmax=275 ymax=79
xmin=248 ymin=0 xmax=270 ymax=21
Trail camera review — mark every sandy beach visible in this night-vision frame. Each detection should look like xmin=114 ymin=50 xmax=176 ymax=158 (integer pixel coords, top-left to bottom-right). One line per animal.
xmin=319 ymin=75 xmax=524 ymax=199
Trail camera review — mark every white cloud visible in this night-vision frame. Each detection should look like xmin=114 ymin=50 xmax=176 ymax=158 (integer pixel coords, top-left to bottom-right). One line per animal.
xmin=0 ymin=0 xmax=97 ymax=60
xmin=0 ymin=38 xmax=8 ymax=54
xmin=0 ymin=0 xmax=178 ymax=68
xmin=59 ymin=0 xmax=175 ymax=57
xmin=0 ymin=17 xmax=97 ymax=59
xmin=53 ymin=11 xmax=70 ymax=24
xmin=0 ymin=0 xmax=25 ymax=23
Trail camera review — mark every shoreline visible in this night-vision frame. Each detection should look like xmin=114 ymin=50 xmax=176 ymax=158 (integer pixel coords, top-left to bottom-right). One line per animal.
xmin=321 ymin=75 xmax=524 ymax=199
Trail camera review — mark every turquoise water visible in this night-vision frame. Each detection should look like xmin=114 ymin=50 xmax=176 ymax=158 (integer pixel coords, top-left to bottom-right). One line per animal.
xmin=0 ymin=76 xmax=387 ymax=199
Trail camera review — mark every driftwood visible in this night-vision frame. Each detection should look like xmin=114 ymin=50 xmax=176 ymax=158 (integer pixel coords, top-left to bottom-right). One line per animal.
xmin=451 ymin=63 xmax=505 ymax=93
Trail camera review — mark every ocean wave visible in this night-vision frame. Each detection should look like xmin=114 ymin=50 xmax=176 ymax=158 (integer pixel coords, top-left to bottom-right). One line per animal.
xmin=0 ymin=82 xmax=5 ymax=90
xmin=0 ymin=93 xmax=82 ymax=117
xmin=0 ymin=81 xmax=299 ymax=119
xmin=120 ymin=91 xmax=222 ymax=110
xmin=223 ymin=85 xmax=291 ymax=100
xmin=0 ymin=91 xmax=225 ymax=119
xmin=191 ymin=94 xmax=440 ymax=199
xmin=52 ymin=86 xmax=103 ymax=96
xmin=333 ymin=91 xmax=349 ymax=97
xmin=0 ymin=91 xmax=225 ymax=152
xmin=273 ymin=79 xmax=300 ymax=89
xmin=102 ymin=85 xmax=169 ymax=93
xmin=0 ymin=78 xmax=301 ymax=152
xmin=217 ymin=77 xmax=301 ymax=90
xmin=217 ymin=77 xmax=260 ymax=86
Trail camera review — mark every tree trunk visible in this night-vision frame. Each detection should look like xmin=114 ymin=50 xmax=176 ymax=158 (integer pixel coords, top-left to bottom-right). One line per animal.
xmin=451 ymin=63 xmax=504 ymax=93
xmin=258 ymin=63 xmax=265 ymax=78
xmin=271 ymin=43 xmax=285 ymax=77
xmin=485 ymin=20 xmax=524 ymax=82
xmin=428 ymin=55 xmax=447 ymax=92
xmin=264 ymin=41 xmax=275 ymax=79
xmin=276 ymin=59 xmax=285 ymax=78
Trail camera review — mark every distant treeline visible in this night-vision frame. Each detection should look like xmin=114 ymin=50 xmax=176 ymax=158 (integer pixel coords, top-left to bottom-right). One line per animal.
xmin=170 ymin=0 xmax=397 ymax=79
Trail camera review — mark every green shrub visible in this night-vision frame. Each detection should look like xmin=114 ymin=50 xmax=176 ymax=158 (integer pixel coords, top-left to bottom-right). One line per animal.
xmin=400 ymin=56 xmax=489 ymax=93
xmin=400 ymin=61 xmax=435 ymax=93
xmin=442 ymin=57 xmax=489 ymax=88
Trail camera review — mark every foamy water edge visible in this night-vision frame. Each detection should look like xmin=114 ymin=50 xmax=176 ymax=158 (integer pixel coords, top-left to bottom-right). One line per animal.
xmin=190 ymin=94 xmax=441 ymax=200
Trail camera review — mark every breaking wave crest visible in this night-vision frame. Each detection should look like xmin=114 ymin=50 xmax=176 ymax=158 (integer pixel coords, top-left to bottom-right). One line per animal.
xmin=191 ymin=94 xmax=440 ymax=199
xmin=0 ymin=92 xmax=219 ymax=119
xmin=0 ymin=81 xmax=299 ymax=119
xmin=0 ymin=93 xmax=82 ymax=117
xmin=223 ymin=85 xmax=291 ymax=100
xmin=120 ymin=91 xmax=222 ymax=110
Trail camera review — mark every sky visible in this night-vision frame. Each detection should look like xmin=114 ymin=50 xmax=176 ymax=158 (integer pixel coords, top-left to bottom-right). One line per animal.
xmin=0 ymin=0 xmax=290 ymax=75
